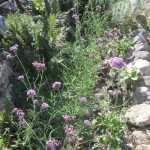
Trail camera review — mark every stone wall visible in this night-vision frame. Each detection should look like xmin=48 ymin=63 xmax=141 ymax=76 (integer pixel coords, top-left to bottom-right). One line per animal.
xmin=125 ymin=13 xmax=150 ymax=150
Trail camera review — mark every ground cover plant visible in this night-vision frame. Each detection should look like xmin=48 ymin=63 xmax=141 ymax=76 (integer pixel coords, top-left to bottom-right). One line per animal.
xmin=0 ymin=0 xmax=136 ymax=149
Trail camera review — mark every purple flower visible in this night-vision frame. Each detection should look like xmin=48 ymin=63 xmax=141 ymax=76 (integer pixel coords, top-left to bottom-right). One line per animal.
xmin=70 ymin=8 xmax=75 ymax=12
xmin=89 ymin=53 xmax=95 ymax=59
xmin=80 ymin=97 xmax=87 ymax=103
xmin=97 ymin=38 xmax=103 ymax=43
xmin=108 ymin=32 xmax=113 ymax=39
xmin=104 ymin=30 xmax=109 ymax=37
xmin=33 ymin=99 xmax=38 ymax=105
xmin=6 ymin=54 xmax=14 ymax=59
xmin=65 ymin=124 xmax=76 ymax=136
xmin=42 ymin=102 xmax=49 ymax=109
xmin=52 ymin=81 xmax=61 ymax=89
xmin=13 ymin=108 xmax=18 ymax=113
xmin=55 ymin=44 xmax=63 ymax=49
xmin=84 ymin=120 xmax=91 ymax=126
xmin=19 ymin=118 xmax=27 ymax=126
xmin=110 ymin=57 xmax=126 ymax=68
xmin=113 ymin=28 xmax=118 ymax=32
xmin=72 ymin=14 xmax=78 ymax=18
xmin=32 ymin=61 xmax=45 ymax=70
xmin=18 ymin=75 xmax=24 ymax=81
xmin=63 ymin=115 xmax=71 ymax=121
xmin=27 ymin=89 xmax=36 ymax=97
xmin=46 ymin=138 xmax=61 ymax=149
xmin=10 ymin=44 xmax=18 ymax=52
xmin=13 ymin=108 xmax=25 ymax=117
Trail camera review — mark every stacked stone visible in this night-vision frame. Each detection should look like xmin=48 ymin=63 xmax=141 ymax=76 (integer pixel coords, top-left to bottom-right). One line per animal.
xmin=125 ymin=14 xmax=150 ymax=150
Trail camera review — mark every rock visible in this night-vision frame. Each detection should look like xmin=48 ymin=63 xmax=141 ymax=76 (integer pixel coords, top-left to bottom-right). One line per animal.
xmin=135 ymin=76 xmax=150 ymax=89
xmin=135 ymin=144 xmax=150 ymax=150
xmin=132 ymin=128 xmax=150 ymax=145
xmin=133 ymin=34 xmax=147 ymax=44
xmin=0 ymin=61 xmax=10 ymax=93
xmin=125 ymin=103 xmax=150 ymax=127
xmin=134 ymin=43 xmax=150 ymax=52
xmin=0 ymin=0 xmax=7 ymax=5
xmin=0 ymin=15 xmax=6 ymax=34
xmin=0 ymin=0 xmax=17 ymax=12
xmin=132 ymin=87 xmax=150 ymax=105
xmin=128 ymin=51 xmax=150 ymax=62
xmin=3 ymin=84 xmax=13 ymax=100
xmin=127 ymin=59 xmax=150 ymax=76
xmin=129 ymin=29 xmax=146 ymax=38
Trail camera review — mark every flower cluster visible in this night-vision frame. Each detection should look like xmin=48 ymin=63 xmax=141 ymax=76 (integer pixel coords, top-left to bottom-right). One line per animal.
xmin=13 ymin=108 xmax=27 ymax=126
xmin=84 ymin=120 xmax=91 ymax=127
xmin=32 ymin=61 xmax=45 ymax=70
xmin=63 ymin=115 xmax=71 ymax=121
xmin=18 ymin=75 xmax=24 ymax=81
xmin=110 ymin=57 xmax=126 ymax=68
xmin=27 ymin=89 xmax=36 ymax=97
xmin=55 ymin=44 xmax=63 ymax=49
xmin=65 ymin=124 xmax=76 ymax=137
xmin=10 ymin=44 xmax=18 ymax=52
xmin=80 ymin=97 xmax=87 ymax=103
xmin=42 ymin=102 xmax=49 ymax=109
xmin=52 ymin=81 xmax=61 ymax=89
xmin=46 ymin=138 xmax=61 ymax=149
xmin=89 ymin=53 xmax=95 ymax=59
xmin=6 ymin=54 xmax=14 ymax=59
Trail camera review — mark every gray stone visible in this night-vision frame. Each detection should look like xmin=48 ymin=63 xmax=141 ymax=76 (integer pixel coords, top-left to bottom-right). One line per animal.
xmin=0 ymin=15 xmax=6 ymax=34
xmin=0 ymin=61 xmax=10 ymax=93
xmin=127 ymin=59 xmax=150 ymax=76
xmin=128 ymin=51 xmax=150 ymax=62
xmin=125 ymin=103 xmax=150 ymax=127
xmin=0 ymin=0 xmax=17 ymax=12
xmin=134 ymin=43 xmax=150 ymax=52
xmin=132 ymin=128 xmax=150 ymax=145
xmin=4 ymin=84 xmax=13 ymax=100
xmin=134 ymin=76 xmax=150 ymax=90
xmin=129 ymin=29 xmax=147 ymax=38
xmin=0 ymin=0 xmax=7 ymax=5
xmin=133 ymin=34 xmax=147 ymax=44
xmin=135 ymin=144 xmax=150 ymax=150
xmin=132 ymin=87 xmax=150 ymax=105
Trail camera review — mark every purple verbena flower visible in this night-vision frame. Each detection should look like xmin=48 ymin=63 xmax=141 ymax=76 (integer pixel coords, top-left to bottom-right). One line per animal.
xmin=6 ymin=54 xmax=14 ymax=59
xmin=10 ymin=44 xmax=18 ymax=52
xmin=52 ymin=81 xmax=61 ymax=89
xmin=33 ymin=99 xmax=38 ymax=105
xmin=55 ymin=44 xmax=63 ymax=49
xmin=96 ymin=5 xmax=101 ymax=10
xmin=19 ymin=118 xmax=27 ymax=126
xmin=46 ymin=138 xmax=61 ymax=149
xmin=110 ymin=57 xmax=126 ymax=68
xmin=70 ymin=8 xmax=75 ymax=12
xmin=42 ymin=102 xmax=49 ymax=109
xmin=97 ymin=38 xmax=103 ymax=43
xmin=63 ymin=115 xmax=71 ymax=121
xmin=104 ymin=30 xmax=109 ymax=37
xmin=27 ymin=89 xmax=36 ymax=97
xmin=108 ymin=32 xmax=113 ymax=39
xmin=65 ymin=124 xmax=76 ymax=136
xmin=84 ymin=120 xmax=91 ymax=126
xmin=13 ymin=108 xmax=25 ymax=117
xmin=32 ymin=61 xmax=45 ymax=70
xmin=89 ymin=53 xmax=95 ymax=59
xmin=80 ymin=97 xmax=87 ymax=103
xmin=18 ymin=75 xmax=24 ymax=81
